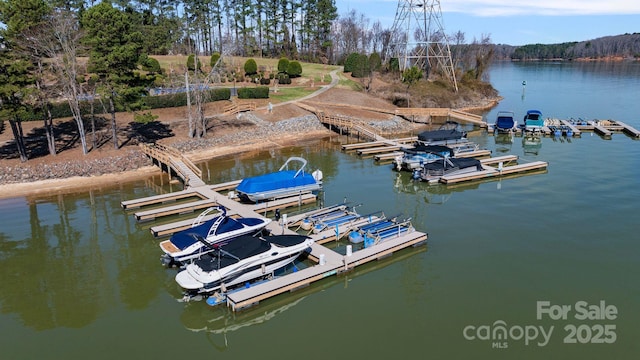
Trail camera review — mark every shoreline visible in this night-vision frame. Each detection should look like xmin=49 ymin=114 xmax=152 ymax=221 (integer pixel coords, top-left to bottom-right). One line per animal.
xmin=0 ymin=98 xmax=500 ymax=200
xmin=0 ymin=166 xmax=161 ymax=200
xmin=0 ymin=128 xmax=335 ymax=200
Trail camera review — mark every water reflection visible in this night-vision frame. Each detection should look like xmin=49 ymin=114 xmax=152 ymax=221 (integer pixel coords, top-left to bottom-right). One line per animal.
xmin=522 ymin=134 xmax=542 ymax=155
xmin=392 ymin=171 xmax=480 ymax=204
xmin=494 ymin=133 xmax=514 ymax=153
xmin=180 ymin=295 xmax=308 ymax=350
xmin=179 ymin=243 xmax=426 ymax=351
xmin=0 ymin=189 xmax=165 ymax=330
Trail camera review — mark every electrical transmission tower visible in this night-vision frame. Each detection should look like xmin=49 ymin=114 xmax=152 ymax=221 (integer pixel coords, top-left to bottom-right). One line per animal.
xmin=389 ymin=0 xmax=458 ymax=92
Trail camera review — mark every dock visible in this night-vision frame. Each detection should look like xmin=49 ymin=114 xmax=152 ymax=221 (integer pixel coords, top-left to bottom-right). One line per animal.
xmin=546 ymin=118 xmax=640 ymax=139
xmin=226 ymin=230 xmax=427 ymax=311
xmin=121 ymin=153 xmax=428 ymax=311
xmin=439 ymin=155 xmax=548 ymax=184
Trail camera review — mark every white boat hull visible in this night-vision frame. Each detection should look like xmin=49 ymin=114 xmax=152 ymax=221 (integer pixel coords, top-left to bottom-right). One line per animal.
xmin=176 ymin=237 xmax=313 ymax=294
xmin=160 ymin=217 xmax=271 ymax=263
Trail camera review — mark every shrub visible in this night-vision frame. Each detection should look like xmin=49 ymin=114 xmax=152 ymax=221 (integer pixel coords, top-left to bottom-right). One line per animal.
xmin=277 ymin=73 xmax=291 ymax=84
xmin=23 ymin=88 xmax=231 ymax=121
xmin=344 ymin=52 xmax=360 ymax=73
xmin=369 ymin=52 xmax=382 ymax=72
xmin=134 ymin=111 xmax=159 ymax=124
xmin=277 ymin=57 xmax=290 ymax=73
xmin=388 ymin=57 xmax=400 ymax=73
xmin=237 ymin=86 xmax=269 ymax=99
xmin=140 ymin=55 xmax=162 ymax=73
xmin=244 ymin=58 xmax=258 ymax=75
xmin=260 ymin=78 xmax=271 ymax=85
xmin=286 ymin=61 xmax=302 ymax=78
xmin=351 ymin=54 xmax=370 ymax=78
xmin=186 ymin=54 xmax=202 ymax=71
xmin=210 ymin=52 xmax=221 ymax=67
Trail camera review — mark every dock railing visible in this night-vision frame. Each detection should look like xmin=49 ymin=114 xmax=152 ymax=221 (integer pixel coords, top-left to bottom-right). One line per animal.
xmin=140 ymin=143 xmax=203 ymax=185
xmin=224 ymin=101 xmax=256 ymax=115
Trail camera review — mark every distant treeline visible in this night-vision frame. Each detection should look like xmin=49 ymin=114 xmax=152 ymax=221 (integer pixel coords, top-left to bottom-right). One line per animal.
xmin=492 ymin=33 xmax=640 ymax=60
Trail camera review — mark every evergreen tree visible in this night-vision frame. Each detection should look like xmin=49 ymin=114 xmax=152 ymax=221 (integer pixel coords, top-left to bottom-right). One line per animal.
xmin=82 ymin=2 xmax=148 ymax=149
xmin=402 ymin=66 xmax=423 ymax=108
xmin=0 ymin=0 xmax=51 ymax=161
xmin=0 ymin=48 xmax=33 ymax=162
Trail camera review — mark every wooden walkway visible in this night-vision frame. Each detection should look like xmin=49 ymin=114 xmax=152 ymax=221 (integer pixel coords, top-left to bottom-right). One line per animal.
xmin=139 ymin=143 xmax=205 ymax=188
xmin=223 ymin=101 xmax=256 ymax=115
xmin=226 ymin=230 xmax=427 ymax=311
xmin=300 ymin=100 xmax=484 ymax=126
xmin=298 ymin=101 xmax=486 ymax=141
xmin=395 ymin=108 xmax=484 ymax=126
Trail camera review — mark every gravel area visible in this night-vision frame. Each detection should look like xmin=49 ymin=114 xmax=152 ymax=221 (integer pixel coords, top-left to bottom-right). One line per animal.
xmin=0 ymin=150 xmax=150 ymax=185
xmin=171 ymin=114 xmax=327 ymax=153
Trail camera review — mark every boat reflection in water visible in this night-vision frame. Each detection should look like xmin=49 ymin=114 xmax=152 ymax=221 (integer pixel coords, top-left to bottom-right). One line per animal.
xmin=494 ymin=133 xmax=514 ymax=154
xmin=180 ymin=294 xmax=308 ymax=350
xmin=392 ymin=171 xmax=480 ymax=205
xmin=522 ymin=134 xmax=542 ymax=155
xmin=179 ymin=243 xmax=427 ymax=351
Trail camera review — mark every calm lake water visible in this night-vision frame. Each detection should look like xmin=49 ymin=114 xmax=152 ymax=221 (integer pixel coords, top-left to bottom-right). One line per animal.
xmin=1 ymin=61 xmax=639 ymax=359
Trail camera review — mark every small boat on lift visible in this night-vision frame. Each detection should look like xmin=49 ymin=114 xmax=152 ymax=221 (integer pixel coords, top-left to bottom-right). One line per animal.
xmin=175 ymin=234 xmax=313 ymax=296
xmin=523 ymin=109 xmax=545 ymax=132
xmin=160 ymin=207 xmax=271 ymax=266
xmin=235 ymin=157 xmax=323 ymax=202
xmin=494 ymin=111 xmax=517 ymax=133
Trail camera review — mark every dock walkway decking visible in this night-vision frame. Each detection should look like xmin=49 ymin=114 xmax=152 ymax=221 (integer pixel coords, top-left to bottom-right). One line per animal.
xmin=226 ymin=230 xmax=427 ymax=311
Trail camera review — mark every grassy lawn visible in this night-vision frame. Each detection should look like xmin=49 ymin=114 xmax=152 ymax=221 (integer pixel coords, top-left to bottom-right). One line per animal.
xmin=152 ymin=55 xmax=342 ymax=103
xmin=152 ymin=55 xmax=340 ymax=81
xmin=269 ymin=87 xmax=318 ymax=103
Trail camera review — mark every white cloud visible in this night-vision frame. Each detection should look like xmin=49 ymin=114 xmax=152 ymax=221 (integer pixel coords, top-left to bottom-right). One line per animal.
xmin=443 ymin=0 xmax=640 ymax=16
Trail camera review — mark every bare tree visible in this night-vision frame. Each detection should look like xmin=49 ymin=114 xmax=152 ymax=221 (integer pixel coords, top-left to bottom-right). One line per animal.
xmin=22 ymin=10 xmax=88 ymax=154
xmin=16 ymin=38 xmax=56 ymax=157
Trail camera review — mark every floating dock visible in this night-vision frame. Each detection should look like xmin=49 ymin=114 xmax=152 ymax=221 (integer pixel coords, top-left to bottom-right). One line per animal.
xmin=121 ymin=173 xmax=428 ymax=311
xmin=544 ymin=118 xmax=640 ymax=139
xmin=226 ymin=230 xmax=427 ymax=311
xmin=439 ymin=155 xmax=548 ymax=184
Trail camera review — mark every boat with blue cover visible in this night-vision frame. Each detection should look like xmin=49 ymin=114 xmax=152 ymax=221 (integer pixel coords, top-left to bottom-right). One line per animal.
xmin=160 ymin=207 xmax=271 ymax=266
xmin=523 ymin=109 xmax=545 ymax=132
xmin=235 ymin=157 xmax=323 ymax=202
xmin=494 ymin=111 xmax=517 ymax=133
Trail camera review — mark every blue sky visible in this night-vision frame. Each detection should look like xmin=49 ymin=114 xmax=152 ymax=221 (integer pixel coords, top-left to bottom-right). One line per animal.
xmin=335 ymin=0 xmax=640 ymax=45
